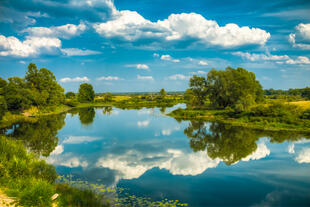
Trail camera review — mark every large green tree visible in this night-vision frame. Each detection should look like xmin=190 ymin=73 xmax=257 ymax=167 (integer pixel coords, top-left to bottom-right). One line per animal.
xmin=65 ymin=92 xmax=76 ymax=99
xmin=0 ymin=96 xmax=7 ymax=119
xmin=189 ymin=75 xmax=208 ymax=106
xmin=206 ymin=67 xmax=264 ymax=111
xmin=5 ymin=77 xmax=33 ymax=111
xmin=302 ymin=87 xmax=310 ymax=100
xmin=25 ymin=63 xmax=65 ymax=106
xmin=160 ymin=88 xmax=167 ymax=98
xmin=0 ymin=78 xmax=7 ymax=118
xmin=78 ymin=83 xmax=95 ymax=102
xmin=0 ymin=63 xmax=65 ymax=114
xmin=103 ymin=92 xmax=113 ymax=102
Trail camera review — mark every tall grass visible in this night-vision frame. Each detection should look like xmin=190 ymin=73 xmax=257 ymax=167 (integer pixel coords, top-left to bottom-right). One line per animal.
xmin=0 ymin=136 xmax=56 ymax=206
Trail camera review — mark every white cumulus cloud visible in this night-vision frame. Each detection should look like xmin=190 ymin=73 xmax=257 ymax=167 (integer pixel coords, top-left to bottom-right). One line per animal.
xmin=23 ymin=22 xmax=87 ymax=39
xmin=168 ymin=74 xmax=190 ymax=80
xmin=61 ymin=48 xmax=101 ymax=56
xmin=160 ymin=54 xmax=180 ymax=62
xmin=137 ymin=120 xmax=150 ymax=127
xmin=232 ymin=51 xmax=290 ymax=61
xmin=93 ymin=11 xmax=270 ymax=48
xmin=136 ymin=64 xmax=150 ymax=70
xmin=59 ymin=77 xmax=89 ymax=83
xmin=233 ymin=51 xmax=310 ymax=65
xmin=97 ymin=76 xmax=121 ymax=81
xmin=242 ymin=141 xmax=270 ymax=162
xmin=289 ymin=23 xmax=310 ymax=50
xmin=96 ymin=148 xmax=220 ymax=180
xmin=190 ymin=70 xmax=207 ymax=75
xmin=285 ymin=56 xmax=310 ymax=64
xmin=137 ymin=75 xmax=154 ymax=80
xmin=198 ymin=60 xmax=208 ymax=66
xmin=295 ymin=148 xmax=310 ymax=163
xmin=46 ymin=153 xmax=88 ymax=168
xmin=0 ymin=35 xmax=61 ymax=57
xmin=50 ymin=145 xmax=64 ymax=155
xmin=63 ymin=136 xmax=102 ymax=144
xmin=288 ymin=143 xmax=295 ymax=154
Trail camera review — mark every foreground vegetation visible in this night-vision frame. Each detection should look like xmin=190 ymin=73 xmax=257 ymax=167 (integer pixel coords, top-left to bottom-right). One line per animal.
xmin=0 ymin=135 xmax=109 ymax=207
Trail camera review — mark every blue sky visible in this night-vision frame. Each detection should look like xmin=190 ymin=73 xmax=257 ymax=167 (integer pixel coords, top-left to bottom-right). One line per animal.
xmin=0 ymin=0 xmax=310 ymax=92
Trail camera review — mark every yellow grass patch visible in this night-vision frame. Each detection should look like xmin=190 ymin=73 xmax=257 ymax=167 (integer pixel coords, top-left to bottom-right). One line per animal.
xmin=23 ymin=106 xmax=39 ymax=116
xmin=289 ymin=101 xmax=310 ymax=110
xmin=112 ymin=96 xmax=131 ymax=101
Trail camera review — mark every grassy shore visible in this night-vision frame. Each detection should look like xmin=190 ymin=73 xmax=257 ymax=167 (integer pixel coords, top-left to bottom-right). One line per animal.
xmin=168 ymin=106 xmax=310 ymax=132
xmin=0 ymin=95 xmax=185 ymax=128
xmin=0 ymin=102 xmax=111 ymax=129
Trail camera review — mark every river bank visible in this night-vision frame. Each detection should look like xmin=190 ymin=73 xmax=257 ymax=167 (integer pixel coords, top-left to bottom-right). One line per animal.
xmin=0 ymin=103 xmax=111 ymax=129
xmin=168 ymin=107 xmax=310 ymax=132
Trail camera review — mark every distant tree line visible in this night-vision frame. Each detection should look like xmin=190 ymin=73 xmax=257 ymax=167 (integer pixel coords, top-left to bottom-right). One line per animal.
xmin=264 ymin=88 xmax=310 ymax=99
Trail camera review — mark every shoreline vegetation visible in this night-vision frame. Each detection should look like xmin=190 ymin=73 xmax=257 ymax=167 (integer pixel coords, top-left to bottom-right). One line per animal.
xmin=1 ymin=63 xmax=310 ymax=205
xmin=0 ymin=64 xmax=309 ymax=132
xmin=167 ymin=104 xmax=310 ymax=133
xmin=0 ymin=94 xmax=184 ymax=128
xmin=166 ymin=67 xmax=310 ymax=132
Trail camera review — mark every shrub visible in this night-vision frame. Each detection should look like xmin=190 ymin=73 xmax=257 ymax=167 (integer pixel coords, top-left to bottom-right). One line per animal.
xmin=64 ymin=99 xmax=78 ymax=107
xmin=249 ymin=102 xmax=300 ymax=118
xmin=0 ymin=95 xmax=7 ymax=119
xmin=32 ymin=160 xmax=57 ymax=183
xmin=0 ymin=136 xmax=56 ymax=207
xmin=301 ymin=109 xmax=310 ymax=119
xmin=18 ymin=178 xmax=55 ymax=207
xmin=56 ymin=183 xmax=108 ymax=207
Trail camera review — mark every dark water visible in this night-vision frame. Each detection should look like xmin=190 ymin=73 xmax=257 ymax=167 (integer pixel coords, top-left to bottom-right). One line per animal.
xmin=4 ymin=105 xmax=310 ymax=206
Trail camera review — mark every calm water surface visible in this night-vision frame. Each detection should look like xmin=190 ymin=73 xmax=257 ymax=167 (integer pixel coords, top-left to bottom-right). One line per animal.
xmin=4 ymin=105 xmax=310 ymax=206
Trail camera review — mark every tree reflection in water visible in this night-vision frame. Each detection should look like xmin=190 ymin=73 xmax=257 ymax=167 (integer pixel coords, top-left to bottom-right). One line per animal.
xmin=102 ymin=106 xmax=113 ymax=116
xmin=6 ymin=114 xmax=66 ymax=157
xmin=184 ymin=120 xmax=310 ymax=165
xmin=79 ymin=107 xmax=95 ymax=125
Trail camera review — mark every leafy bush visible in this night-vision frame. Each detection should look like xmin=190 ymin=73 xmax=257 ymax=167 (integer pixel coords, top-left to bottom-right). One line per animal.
xmin=17 ymin=178 xmax=55 ymax=207
xmin=32 ymin=160 xmax=58 ymax=183
xmin=65 ymin=92 xmax=76 ymax=99
xmin=301 ymin=109 xmax=310 ymax=119
xmin=0 ymin=95 xmax=7 ymax=119
xmin=64 ymin=99 xmax=78 ymax=107
xmin=0 ymin=136 xmax=57 ymax=206
xmin=249 ymin=102 xmax=300 ymax=118
xmin=56 ymin=183 xmax=108 ymax=207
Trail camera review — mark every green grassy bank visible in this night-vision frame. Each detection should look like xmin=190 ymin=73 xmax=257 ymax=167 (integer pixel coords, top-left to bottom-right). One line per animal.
xmin=168 ymin=102 xmax=310 ymax=132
